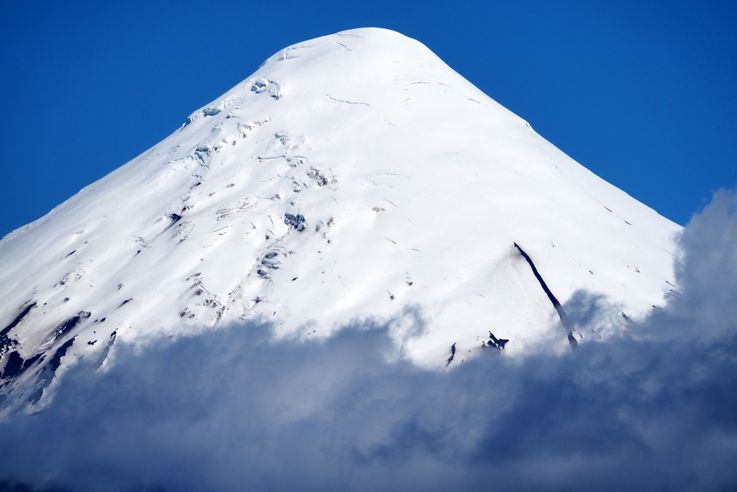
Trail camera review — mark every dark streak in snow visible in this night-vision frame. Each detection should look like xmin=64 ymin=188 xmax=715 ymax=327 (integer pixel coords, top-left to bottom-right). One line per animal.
xmin=324 ymin=94 xmax=371 ymax=107
xmin=513 ymin=243 xmax=567 ymax=323
xmin=513 ymin=242 xmax=576 ymax=347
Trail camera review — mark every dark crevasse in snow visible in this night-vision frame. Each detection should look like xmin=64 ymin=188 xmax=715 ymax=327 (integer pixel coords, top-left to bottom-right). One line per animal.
xmin=513 ymin=243 xmax=567 ymax=322
xmin=513 ymin=243 xmax=577 ymax=347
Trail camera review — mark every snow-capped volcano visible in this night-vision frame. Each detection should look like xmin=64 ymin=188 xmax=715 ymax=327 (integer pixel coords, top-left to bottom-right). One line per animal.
xmin=0 ymin=28 xmax=679 ymax=409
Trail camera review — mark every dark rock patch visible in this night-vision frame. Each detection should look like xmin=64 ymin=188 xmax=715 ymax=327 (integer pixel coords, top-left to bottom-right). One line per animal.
xmin=484 ymin=332 xmax=509 ymax=350
xmin=1 ymin=351 xmax=24 ymax=379
xmin=446 ymin=343 xmax=456 ymax=366
xmin=52 ymin=311 xmax=91 ymax=341
xmin=284 ymin=213 xmax=306 ymax=232
xmin=0 ymin=302 xmax=37 ymax=356
xmin=48 ymin=338 xmax=75 ymax=374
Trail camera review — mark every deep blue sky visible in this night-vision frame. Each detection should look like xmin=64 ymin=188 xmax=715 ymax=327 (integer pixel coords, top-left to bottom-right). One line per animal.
xmin=1 ymin=1 xmax=735 ymax=236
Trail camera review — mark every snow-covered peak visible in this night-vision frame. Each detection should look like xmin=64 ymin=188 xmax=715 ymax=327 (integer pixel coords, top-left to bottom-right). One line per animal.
xmin=0 ymin=28 xmax=679 ymax=411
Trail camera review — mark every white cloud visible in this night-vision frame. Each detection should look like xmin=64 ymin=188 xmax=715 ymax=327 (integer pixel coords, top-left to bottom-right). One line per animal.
xmin=1 ymin=189 xmax=736 ymax=492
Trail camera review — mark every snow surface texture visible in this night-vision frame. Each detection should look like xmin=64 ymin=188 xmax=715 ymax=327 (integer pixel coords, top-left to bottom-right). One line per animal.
xmin=0 ymin=28 xmax=679 ymax=410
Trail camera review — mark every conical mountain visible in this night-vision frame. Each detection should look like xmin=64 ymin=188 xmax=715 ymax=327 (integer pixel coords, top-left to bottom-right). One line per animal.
xmin=0 ymin=28 xmax=679 ymax=408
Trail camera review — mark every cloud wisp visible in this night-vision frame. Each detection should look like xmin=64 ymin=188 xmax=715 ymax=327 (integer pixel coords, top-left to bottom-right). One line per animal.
xmin=1 ymin=189 xmax=736 ymax=492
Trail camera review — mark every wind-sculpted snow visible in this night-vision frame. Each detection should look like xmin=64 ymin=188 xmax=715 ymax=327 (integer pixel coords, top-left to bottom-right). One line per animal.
xmin=0 ymin=189 xmax=734 ymax=491
xmin=0 ymin=28 xmax=679 ymax=406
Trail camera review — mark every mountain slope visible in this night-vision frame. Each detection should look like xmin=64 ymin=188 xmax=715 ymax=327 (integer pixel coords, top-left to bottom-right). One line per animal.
xmin=0 ymin=28 xmax=679 ymax=409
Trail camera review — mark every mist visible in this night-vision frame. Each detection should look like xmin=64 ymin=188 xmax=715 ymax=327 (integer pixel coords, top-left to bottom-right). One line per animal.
xmin=1 ymin=189 xmax=735 ymax=491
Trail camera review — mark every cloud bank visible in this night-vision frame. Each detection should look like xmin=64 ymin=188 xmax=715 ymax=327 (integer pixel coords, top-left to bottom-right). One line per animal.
xmin=0 ymin=189 xmax=736 ymax=491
